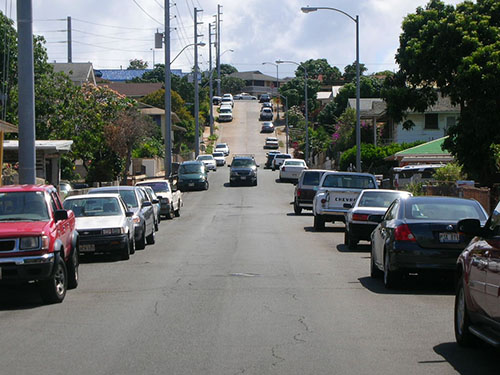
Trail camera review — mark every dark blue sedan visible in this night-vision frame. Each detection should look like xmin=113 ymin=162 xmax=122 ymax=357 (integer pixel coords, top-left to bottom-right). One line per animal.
xmin=370 ymin=196 xmax=488 ymax=289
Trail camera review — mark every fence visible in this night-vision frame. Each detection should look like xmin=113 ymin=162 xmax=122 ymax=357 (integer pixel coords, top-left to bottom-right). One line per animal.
xmin=424 ymin=183 xmax=491 ymax=214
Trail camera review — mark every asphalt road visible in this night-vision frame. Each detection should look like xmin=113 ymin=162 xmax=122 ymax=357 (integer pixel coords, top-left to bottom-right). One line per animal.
xmin=0 ymin=101 xmax=497 ymax=375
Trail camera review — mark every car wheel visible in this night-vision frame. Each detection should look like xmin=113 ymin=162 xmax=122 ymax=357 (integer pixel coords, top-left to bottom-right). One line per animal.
xmin=136 ymin=226 xmax=146 ymax=250
xmin=67 ymin=248 xmax=79 ymax=290
xmin=383 ymin=250 xmax=400 ymax=289
xmin=39 ymin=256 xmax=67 ymax=304
xmin=293 ymin=199 xmax=302 ymax=215
xmin=345 ymin=229 xmax=358 ymax=250
xmin=154 ymin=217 xmax=159 ymax=231
xmin=174 ymin=201 xmax=181 ymax=217
xmin=129 ymin=234 xmax=136 ymax=255
xmin=272 ymin=166 xmax=276 ymax=171
xmin=313 ymin=215 xmax=325 ymax=231
xmin=229 ymin=181 xmax=234 ymax=187
xmin=166 ymin=205 xmax=174 ymax=220
xmin=204 ymin=181 xmax=209 ymax=190
xmin=146 ymin=228 xmax=155 ymax=245
xmin=454 ymin=276 xmax=476 ymax=346
xmin=121 ymin=237 xmax=131 ymax=260
xmin=253 ymin=179 xmax=258 ymax=186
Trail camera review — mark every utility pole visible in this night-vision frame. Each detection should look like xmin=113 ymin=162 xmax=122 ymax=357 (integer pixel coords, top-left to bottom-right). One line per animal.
xmin=17 ymin=0 xmax=36 ymax=184
xmin=164 ymin=0 xmax=172 ymax=178
xmin=67 ymin=16 xmax=72 ymax=63
xmin=194 ymin=7 xmax=203 ymax=157
xmin=209 ymin=22 xmax=214 ymax=136
xmin=216 ymin=4 xmax=222 ymax=96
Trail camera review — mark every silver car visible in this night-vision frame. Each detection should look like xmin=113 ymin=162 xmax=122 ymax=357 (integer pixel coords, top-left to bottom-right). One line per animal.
xmin=63 ymin=194 xmax=135 ymax=260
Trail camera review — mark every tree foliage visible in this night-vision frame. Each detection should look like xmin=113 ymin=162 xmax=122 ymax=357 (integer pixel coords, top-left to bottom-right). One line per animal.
xmin=279 ymin=77 xmax=321 ymax=111
xmin=221 ymin=76 xmax=245 ymax=94
xmin=295 ymin=59 xmax=342 ymax=85
xmin=127 ymin=59 xmax=148 ymax=70
xmin=343 ymin=61 xmax=368 ymax=82
xmin=381 ymin=0 xmax=500 ymax=185
xmin=220 ymin=63 xmax=237 ymax=76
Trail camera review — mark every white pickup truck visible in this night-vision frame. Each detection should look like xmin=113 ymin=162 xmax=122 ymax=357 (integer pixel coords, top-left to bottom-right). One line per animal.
xmin=312 ymin=171 xmax=378 ymax=230
xmin=136 ymin=179 xmax=183 ymax=219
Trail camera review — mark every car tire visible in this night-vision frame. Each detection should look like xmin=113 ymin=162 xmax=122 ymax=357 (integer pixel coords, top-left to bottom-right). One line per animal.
xmin=204 ymin=181 xmax=209 ymax=190
xmin=39 ymin=256 xmax=67 ymax=304
xmin=383 ymin=250 xmax=400 ymax=289
xmin=293 ymin=199 xmax=302 ymax=215
xmin=129 ymin=235 xmax=136 ymax=255
xmin=454 ymin=276 xmax=476 ymax=347
xmin=344 ymin=229 xmax=358 ymax=250
xmin=313 ymin=215 xmax=325 ymax=231
xmin=229 ymin=181 xmax=234 ymax=187
xmin=121 ymin=238 xmax=131 ymax=260
xmin=272 ymin=166 xmax=276 ymax=171
xmin=154 ymin=217 xmax=159 ymax=231
xmin=253 ymin=180 xmax=258 ymax=186
xmin=146 ymin=228 xmax=155 ymax=245
xmin=166 ymin=205 xmax=174 ymax=220
xmin=67 ymin=248 xmax=79 ymax=290
xmin=136 ymin=227 xmax=146 ymax=250
xmin=174 ymin=201 xmax=181 ymax=217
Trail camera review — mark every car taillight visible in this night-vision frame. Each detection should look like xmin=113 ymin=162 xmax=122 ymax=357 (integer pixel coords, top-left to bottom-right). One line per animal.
xmin=297 ymin=189 xmax=302 ymax=197
xmin=394 ymin=224 xmax=416 ymax=242
xmin=321 ymin=198 xmax=327 ymax=204
xmin=282 ymin=167 xmax=285 ymax=171
xmin=352 ymin=213 xmax=370 ymax=221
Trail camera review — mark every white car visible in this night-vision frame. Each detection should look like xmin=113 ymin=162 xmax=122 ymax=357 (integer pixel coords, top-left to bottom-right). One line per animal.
xmin=279 ymin=159 xmax=308 ymax=182
xmin=196 ymin=154 xmax=217 ymax=171
xmin=215 ymin=143 xmax=230 ymax=156
xmin=272 ymin=153 xmax=292 ymax=170
xmin=136 ymin=179 xmax=183 ymax=219
xmin=218 ymin=105 xmax=233 ymax=122
xmin=265 ymin=136 xmax=279 ymax=149
xmin=212 ymin=151 xmax=226 ymax=166
xmin=234 ymin=93 xmax=257 ymax=100
xmin=63 ymin=194 xmax=135 ymax=260
xmin=220 ymin=95 xmax=234 ymax=107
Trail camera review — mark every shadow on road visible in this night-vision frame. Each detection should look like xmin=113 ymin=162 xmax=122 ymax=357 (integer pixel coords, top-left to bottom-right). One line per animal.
xmin=286 ymin=212 xmax=313 ymax=217
xmin=223 ymin=183 xmax=257 ymax=188
xmin=432 ymin=342 xmax=498 ymax=374
xmin=358 ymin=275 xmax=455 ymax=295
xmin=79 ymin=253 xmax=123 ymax=264
xmin=0 ymin=285 xmax=43 ymax=310
xmin=304 ymin=226 xmax=344 ymax=233
xmin=336 ymin=243 xmax=371 ymax=253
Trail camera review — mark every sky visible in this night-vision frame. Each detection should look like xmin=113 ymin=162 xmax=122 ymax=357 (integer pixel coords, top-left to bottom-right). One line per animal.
xmin=3 ymin=0 xmax=464 ymax=79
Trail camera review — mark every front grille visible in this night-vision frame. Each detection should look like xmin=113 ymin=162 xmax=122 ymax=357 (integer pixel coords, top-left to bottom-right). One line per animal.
xmin=237 ymin=171 xmax=251 ymax=176
xmin=79 ymin=229 xmax=102 ymax=237
xmin=0 ymin=240 xmax=16 ymax=252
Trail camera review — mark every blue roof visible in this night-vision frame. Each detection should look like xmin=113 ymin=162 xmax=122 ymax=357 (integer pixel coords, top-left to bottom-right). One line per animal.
xmin=95 ymin=69 xmax=186 ymax=82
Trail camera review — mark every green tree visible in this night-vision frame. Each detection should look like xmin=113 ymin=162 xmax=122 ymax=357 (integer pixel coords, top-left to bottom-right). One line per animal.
xmin=127 ymin=59 xmax=148 ymax=70
xmin=131 ymin=64 xmax=164 ymax=82
xmin=433 ymin=163 xmax=465 ymax=182
xmin=221 ymin=76 xmax=245 ymax=94
xmin=382 ymin=0 xmax=500 ymax=186
xmin=343 ymin=61 xmax=368 ymax=82
xmin=279 ymin=77 xmax=321 ymax=112
xmin=220 ymin=63 xmax=237 ymax=76
xmin=332 ymin=76 xmax=383 ymax=118
xmin=295 ymin=59 xmax=342 ymax=85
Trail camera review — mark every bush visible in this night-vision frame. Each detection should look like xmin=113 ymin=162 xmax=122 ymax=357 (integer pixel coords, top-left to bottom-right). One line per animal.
xmin=433 ymin=163 xmax=465 ymax=182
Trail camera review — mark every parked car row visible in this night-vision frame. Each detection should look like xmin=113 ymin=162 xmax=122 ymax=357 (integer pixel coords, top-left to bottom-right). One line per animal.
xmin=288 ymin=167 xmax=500 ymax=348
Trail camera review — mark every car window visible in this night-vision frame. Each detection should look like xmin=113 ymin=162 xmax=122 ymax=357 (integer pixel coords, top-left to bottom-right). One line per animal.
xmin=384 ymin=200 xmax=399 ymax=221
xmin=0 ymin=191 xmax=49 ymax=221
xmin=358 ymin=191 xmax=406 ymax=208
xmin=179 ymin=164 xmax=202 ymax=174
xmin=404 ymin=201 xmax=485 ymax=221
xmin=100 ymin=190 xmax=138 ymax=208
xmin=284 ymin=161 xmax=305 ymax=166
xmin=232 ymin=159 xmax=255 ymax=167
xmin=302 ymin=171 xmax=322 ymax=186
xmin=489 ymin=202 xmax=500 ymax=235
xmin=322 ymin=174 xmax=376 ymax=189
xmin=138 ymin=182 xmax=169 ymax=193
xmin=63 ymin=197 xmax=122 ymax=217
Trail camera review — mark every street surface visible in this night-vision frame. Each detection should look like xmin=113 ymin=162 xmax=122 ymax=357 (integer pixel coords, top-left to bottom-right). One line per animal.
xmin=0 ymin=101 xmax=497 ymax=375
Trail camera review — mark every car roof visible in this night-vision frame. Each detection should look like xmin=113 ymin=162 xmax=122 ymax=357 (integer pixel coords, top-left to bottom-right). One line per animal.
xmin=90 ymin=186 xmax=136 ymax=192
xmin=284 ymin=158 xmax=305 ymax=162
xmin=322 ymin=171 xmax=376 ymax=177
xmin=181 ymin=160 xmax=203 ymax=165
xmin=65 ymin=193 xmax=121 ymax=200
xmin=137 ymin=179 xmax=169 ymax=184
xmin=275 ymin=153 xmax=292 ymax=157
xmin=0 ymin=184 xmax=56 ymax=193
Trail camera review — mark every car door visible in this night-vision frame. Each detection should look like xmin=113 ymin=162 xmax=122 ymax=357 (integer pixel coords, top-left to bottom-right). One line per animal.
xmin=137 ymin=189 xmax=153 ymax=234
xmin=49 ymin=191 xmax=69 ymax=254
xmin=485 ymin=203 xmax=500 ymax=321
xmin=372 ymin=200 xmax=399 ymax=269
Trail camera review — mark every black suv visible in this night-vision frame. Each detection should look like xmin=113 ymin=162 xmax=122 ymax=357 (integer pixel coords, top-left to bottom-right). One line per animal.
xmin=259 ymin=94 xmax=271 ymax=103
xmin=229 ymin=156 xmax=259 ymax=186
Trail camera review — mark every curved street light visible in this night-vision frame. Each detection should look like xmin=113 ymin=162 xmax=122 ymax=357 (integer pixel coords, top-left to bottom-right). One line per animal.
xmin=262 ymin=62 xmax=280 ymax=121
xmin=276 ymin=59 xmax=309 ymax=165
xmin=301 ymin=6 xmax=361 ymax=172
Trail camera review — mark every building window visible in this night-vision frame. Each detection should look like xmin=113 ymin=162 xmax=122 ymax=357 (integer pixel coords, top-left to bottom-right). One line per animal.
xmin=254 ymin=80 xmax=265 ymax=87
xmin=424 ymin=114 xmax=439 ymax=129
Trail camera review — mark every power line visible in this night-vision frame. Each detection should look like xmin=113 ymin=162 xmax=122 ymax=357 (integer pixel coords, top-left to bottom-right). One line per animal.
xmin=73 ymin=29 xmax=153 ymax=42
xmin=73 ymin=41 xmax=151 ymax=53
xmin=131 ymin=0 xmax=163 ymax=25
xmin=72 ymin=17 xmax=157 ymax=30
xmin=153 ymin=0 xmax=164 ymax=9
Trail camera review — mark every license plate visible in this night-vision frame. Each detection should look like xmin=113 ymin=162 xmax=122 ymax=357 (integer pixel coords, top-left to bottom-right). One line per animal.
xmin=439 ymin=232 xmax=460 ymax=243
xmin=80 ymin=244 xmax=95 ymax=252
xmin=240 ymin=176 xmax=246 ymax=180
xmin=188 ymin=183 xmax=195 ymax=187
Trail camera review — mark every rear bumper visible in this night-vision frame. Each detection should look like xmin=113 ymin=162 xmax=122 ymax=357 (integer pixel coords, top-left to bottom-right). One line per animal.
xmin=80 ymin=234 xmax=128 ymax=253
xmin=179 ymin=181 xmax=206 ymax=191
xmin=348 ymin=223 xmax=377 ymax=241
xmin=389 ymin=243 xmax=463 ymax=271
xmin=0 ymin=253 xmax=55 ymax=283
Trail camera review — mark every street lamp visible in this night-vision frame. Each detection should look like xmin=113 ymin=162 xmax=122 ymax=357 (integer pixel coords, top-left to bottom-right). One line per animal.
xmin=301 ymin=6 xmax=361 ymax=172
xmin=276 ymin=59 xmax=309 ymax=165
xmin=262 ymin=62 xmax=280 ymax=121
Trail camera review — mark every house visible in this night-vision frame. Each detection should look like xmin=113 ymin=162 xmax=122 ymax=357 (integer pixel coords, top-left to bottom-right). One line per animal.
xmin=228 ymin=71 xmax=283 ymax=96
xmin=97 ymin=82 xmax=164 ymax=99
xmin=94 ymin=69 xmax=186 ymax=82
xmin=347 ymin=95 xmax=459 ymax=145
xmin=385 ymin=136 xmax=454 ymax=165
xmin=51 ymin=62 xmax=96 ymax=85
xmin=317 ymin=85 xmax=344 ymax=105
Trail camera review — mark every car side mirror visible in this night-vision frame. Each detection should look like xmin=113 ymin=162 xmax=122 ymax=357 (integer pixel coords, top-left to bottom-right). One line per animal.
xmin=125 ymin=211 xmax=134 ymax=218
xmin=152 ymin=199 xmax=160 ymax=204
xmin=142 ymin=201 xmax=152 ymax=207
xmin=256 ymin=164 xmax=260 ymax=168
xmin=457 ymin=218 xmax=483 ymax=236
xmin=343 ymin=203 xmax=353 ymax=209
xmin=227 ymin=164 xmax=231 ymax=167
xmin=54 ymin=209 xmax=68 ymax=222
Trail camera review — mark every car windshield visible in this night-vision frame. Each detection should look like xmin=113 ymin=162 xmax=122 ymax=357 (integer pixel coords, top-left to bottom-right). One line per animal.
xmin=405 ymin=200 xmax=486 ymax=221
xmin=0 ymin=191 xmax=49 ymax=221
xmin=284 ymin=161 xmax=305 ymax=166
xmin=322 ymin=174 xmax=376 ymax=189
xmin=138 ymin=182 xmax=169 ymax=193
xmin=64 ymin=197 xmax=122 ymax=217
xmin=358 ymin=191 xmax=406 ymax=208
xmin=179 ymin=164 xmax=203 ymax=174
xmin=212 ymin=152 xmax=224 ymax=157
xmin=216 ymin=144 xmax=226 ymax=148
xmin=276 ymin=155 xmax=291 ymax=159
xmin=220 ymin=108 xmax=231 ymax=113
xmin=198 ymin=156 xmax=213 ymax=161
xmin=302 ymin=171 xmax=324 ymax=186
xmin=96 ymin=189 xmax=138 ymax=208
xmin=232 ymin=159 xmax=255 ymax=168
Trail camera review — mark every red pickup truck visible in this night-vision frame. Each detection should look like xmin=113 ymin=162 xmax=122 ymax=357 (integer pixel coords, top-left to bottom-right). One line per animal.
xmin=0 ymin=185 xmax=79 ymax=303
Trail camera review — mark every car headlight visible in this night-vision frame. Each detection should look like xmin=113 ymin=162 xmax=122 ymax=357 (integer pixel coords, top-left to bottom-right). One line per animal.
xmin=132 ymin=216 xmax=141 ymax=224
xmin=20 ymin=236 xmax=40 ymax=250
xmin=161 ymin=197 xmax=169 ymax=204
xmin=102 ymin=228 xmax=124 ymax=235
xmin=230 ymin=171 xmax=238 ymax=176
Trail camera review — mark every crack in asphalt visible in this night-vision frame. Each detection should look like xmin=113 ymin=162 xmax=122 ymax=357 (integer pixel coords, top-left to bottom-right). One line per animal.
xmin=271 ymin=345 xmax=286 ymax=367
xmin=154 ymin=301 xmax=159 ymax=316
